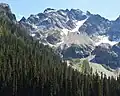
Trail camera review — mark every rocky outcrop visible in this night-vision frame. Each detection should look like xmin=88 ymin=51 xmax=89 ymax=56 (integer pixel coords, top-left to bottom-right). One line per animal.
xmin=91 ymin=43 xmax=120 ymax=69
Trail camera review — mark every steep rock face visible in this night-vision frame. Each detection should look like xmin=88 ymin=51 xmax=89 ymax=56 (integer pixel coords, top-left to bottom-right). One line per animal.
xmin=19 ymin=8 xmax=95 ymax=59
xmin=112 ymin=43 xmax=120 ymax=56
xmin=18 ymin=8 xmax=120 ymax=62
xmin=79 ymin=14 xmax=111 ymax=36
xmin=91 ymin=43 xmax=120 ymax=69
xmin=20 ymin=8 xmax=88 ymax=31
xmin=108 ymin=16 xmax=120 ymax=41
xmin=62 ymin=44 xmax=93 ymax=59
xmin=20 ymin=8 xmax=120 ymax=60
xmin=19 ymin=8 xmax=115 ymax=47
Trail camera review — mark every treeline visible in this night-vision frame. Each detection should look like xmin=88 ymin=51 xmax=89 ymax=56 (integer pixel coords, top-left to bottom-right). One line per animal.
xmin=0 ymin=15 xmax=120 ymax=96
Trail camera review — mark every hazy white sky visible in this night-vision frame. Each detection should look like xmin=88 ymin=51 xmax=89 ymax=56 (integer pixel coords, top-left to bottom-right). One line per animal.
xmin=0 ymin=0 xmax=120 ymax=20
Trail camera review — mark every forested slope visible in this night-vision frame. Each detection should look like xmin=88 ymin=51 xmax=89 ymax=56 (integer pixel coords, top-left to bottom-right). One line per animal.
xmin=1 ymin=3 xmax=120 ymax=96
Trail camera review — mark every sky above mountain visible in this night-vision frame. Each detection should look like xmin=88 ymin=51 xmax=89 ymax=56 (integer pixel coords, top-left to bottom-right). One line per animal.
xmin=0 ymin=0 xmax=120 ymax=20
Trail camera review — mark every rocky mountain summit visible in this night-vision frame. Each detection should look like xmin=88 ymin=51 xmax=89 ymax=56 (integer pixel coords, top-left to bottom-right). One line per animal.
xmin=1 ymin=3 xmax=120 ymax=69
xmin=19 ymin=8 xmax=120 ymax=45
xmin=19 ymin=8 xmax=120 ymax=61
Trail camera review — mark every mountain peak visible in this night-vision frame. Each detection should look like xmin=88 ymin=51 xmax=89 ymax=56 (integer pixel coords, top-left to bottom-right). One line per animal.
xmin=19 ymin=16 xmax=26 ymax=22
xmin=0 ymin=3 xmax=10 ymax=12
xmin=0 ymin=3 xmax=16 ymax=22
xmin=116 ymin=15 xmax=120 ymax=21
xmin=86 ymin=11 xmax=91 ymax=15
xmin=70 ymin=8 xmax=82 ymax=12
xmin=0 ymin=3 xmax=9 ymax=8
xmin=44 ymin=8 xmax=56 ymax=13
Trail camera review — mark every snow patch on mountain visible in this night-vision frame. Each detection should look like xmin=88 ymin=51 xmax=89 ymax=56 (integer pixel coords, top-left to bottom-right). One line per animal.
xmin=71 ymin=18 xmax=88 ymax=32
xmin=62 ymin=29 xmax=69 ymax=36
xmin=35 ymin=15 xmax=39 ymax=19
xmin=56 ymin=40 xmax=64 ymax=47
xmin=95 ymin=36 xmax=118 ymax=46
xmin=30 ymin=33 xmax=36 ymax=37
xmin=32 ymin=24 xmax=38 ymax=29
xmin=61 ymin=18 xmax=88 ymax=36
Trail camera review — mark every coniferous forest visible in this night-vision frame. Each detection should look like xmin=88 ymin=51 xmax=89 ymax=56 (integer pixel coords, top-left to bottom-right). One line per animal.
xmin=1 ymin=8 xmax=120 ymax=96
